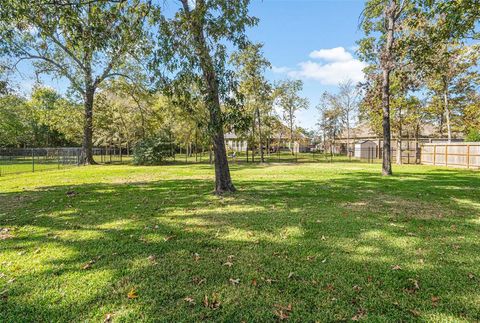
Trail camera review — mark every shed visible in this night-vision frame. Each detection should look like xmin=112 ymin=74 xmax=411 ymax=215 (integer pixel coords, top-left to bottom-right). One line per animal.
xmin=354 ymin=140 xmax=377 ymax=159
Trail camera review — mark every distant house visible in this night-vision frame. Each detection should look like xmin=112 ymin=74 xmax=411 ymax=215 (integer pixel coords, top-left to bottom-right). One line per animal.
xmin=354 ymin=140 xmax=377 ymax=159
xmin=333 ymin=122 xmax=463 ymax=155
xmin=224 ymin=126 xmax=311 ymax=153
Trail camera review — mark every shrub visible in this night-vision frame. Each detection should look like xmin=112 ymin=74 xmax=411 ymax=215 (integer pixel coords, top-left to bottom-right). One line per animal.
xmin=465 ymin=128 xmax=480 ymax=142
xmin=133 ymin=135 xmax=174 ymax=165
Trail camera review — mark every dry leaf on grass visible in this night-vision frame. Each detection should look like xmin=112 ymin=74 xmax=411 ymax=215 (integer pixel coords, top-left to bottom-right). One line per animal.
xmin=203 ymin=294 xmax=220 ymax=309
xmin=274 ymin=304 xmax=292 ymax=321
xmin=229 ymin=278 xmax=240 ymax=285
xmin=104 ymin=313 xmax=113 ymax=322
xmin=127 ymin=288 xmax=138 ymax=299
xmin=391 ymin=265 xmax=402 ymax=270
xmin=184 ymin=296 xmax=196 ymax=305
xmin=223 ymin=261 xmax=233 ymax=267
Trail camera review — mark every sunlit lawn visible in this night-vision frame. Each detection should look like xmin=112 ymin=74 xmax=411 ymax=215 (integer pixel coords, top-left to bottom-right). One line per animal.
xmin=0 ymin=162 xmax=479 ymax=321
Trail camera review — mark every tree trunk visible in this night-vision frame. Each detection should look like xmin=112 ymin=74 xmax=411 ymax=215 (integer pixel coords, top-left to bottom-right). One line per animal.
xmin=396 ymin=106 xmax=402 ymax=165
xmin=256 ymin=108 xmax=264 ymax=163
xmin=289 ymin=109 xmax=294 ymax=155
xmin=444 ymin=90 xmax=452 ymax=143
xmin=380 ymin=1 xmax=396 ymax=176
xmin=190 ymin=13 xmax=235 ymax=193
xmin=81 ymin=88 xmax=96 ymax=165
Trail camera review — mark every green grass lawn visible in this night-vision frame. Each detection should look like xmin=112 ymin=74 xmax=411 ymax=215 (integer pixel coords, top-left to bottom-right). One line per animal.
xmin=0 ymin=162 xmax=479 ymax=322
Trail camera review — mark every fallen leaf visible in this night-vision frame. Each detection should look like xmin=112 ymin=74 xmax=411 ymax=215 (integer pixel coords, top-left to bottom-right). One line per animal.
xmin=82 ymin=259 xmax=96 ymax=270
xmin=274 ymin=304 xmax=292 ymax=321
xmin=104 ymin=313 xmax=113 ymax=322
xmin=66 ymin=190 xmax=76 ymax=197
xmin=223 ymin=261 xmax=233 ymax=267
xmin=353 ymin=285 xmax=362 ymax=292
xmin=163 ymin=235 xmax=175 ymax=242
xmin=406 ymin=279 xmax=420 ymax=294
xmin=193 ymin=253 xmax=200 ymax=262
xmin=391 ymin=265 xmax=402 ymax=270
xmin=351 ymin=308 xmax=366 ymax=321
xmin=229 ymin=278 xmax=240 ymax=285
xmin=288 ymin=272 xmax=295 ymax=279
xmin=127 ymin=288 xmax=138 ymax=299
xmin=184 ymin=296 xmax=196 ymax=305
xmin=203 ymin=294 xmax=220 ymax=309
xmin=306 ymin=255 xmax=315 ymax=261
xmin=325 ymin=284 xmax=335 ymax=292
xmin=321 ymin=235 xmax=326 ymax=240
xmin=431 ymin=296 xmax=440 ymax=306
xmin=147 ymin=255 xmax=157 ymax=263
xmin=409 ymin=309 xmax=421 ymax=317
xmin=467 ymin=272 xmax=475 ymax=280
xmin=251 ymin=279 xmax=257 ymax=287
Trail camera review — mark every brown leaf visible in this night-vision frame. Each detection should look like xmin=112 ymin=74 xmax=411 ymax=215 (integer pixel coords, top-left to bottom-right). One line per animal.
xmin=467 ymin=272 xmax=475 ymax=280
xmin=82 ymin=259 xmax=96 ymax=270
xmin=406 ymin=279 xmax=420 ymax=294
xmin=351 ymin=308 xmax=366 ymax=321
xmin=251 ymin=279 xmax=257 ymax=287
xmin=104 ymin=313 xmax=113 ymax=322
xmin=391 ymin=265 xmax=402 ymax=270
xmin=306 ymin=255 xmax=315 ymax=261
xmin=193 ymin=253 xmax=201 ymax=262
xmin=203 ymin=294 xmax=220 ymax=309
xmin=274 ymin=304 xmax=292 ymax=321
xmin=163 ymin=235 xmax=175 ymax=242
xmin=184 ymin=296 xmax=196 ymax=305
xmin=431 ymin=296 xmax=440 ymax=306
xmin=223 ymin=261 xmax=234 ymax=267
xmin=127 ymin=288 xmax=138 ymax=299
xmin=353 ymin=285 xmax=362 ymax=292
xmin=147 ymin=255 xmax=157 ymax=263
xmin=409 ymin=309 xmax=421 ymax=317
xmin=229 ymin=278 xmax=240 ymax=285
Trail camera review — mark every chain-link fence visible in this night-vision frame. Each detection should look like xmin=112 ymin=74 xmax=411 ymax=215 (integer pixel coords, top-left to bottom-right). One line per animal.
xmin=0 ymin=144 xmax=424 ymax=177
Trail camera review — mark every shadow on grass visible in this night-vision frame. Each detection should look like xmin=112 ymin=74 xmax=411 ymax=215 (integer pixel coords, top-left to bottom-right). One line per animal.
xmin=0 ymin=166 xmax=479 ymax=321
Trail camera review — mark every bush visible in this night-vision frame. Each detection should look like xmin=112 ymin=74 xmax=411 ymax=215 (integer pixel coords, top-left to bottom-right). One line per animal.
xmin=133 ymin=135 xmax=174 ymax=165
xmin=465 ymin=128 xmax=480 ymax=142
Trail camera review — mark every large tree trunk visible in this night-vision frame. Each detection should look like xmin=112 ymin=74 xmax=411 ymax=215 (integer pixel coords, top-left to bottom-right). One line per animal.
xmin=444 ymin=90 xmax=452 ymax=142
xmin=380 ymin=1 xmax=396 ymax=176
xmin=190 ymin=10 xmax=235 ymax=194
xmin=81 ymin=88 xmax=96 ymax=165
xmin=396 ymin=106 xmax=402 ymax=165
xmin=256 ymin=108 xmax=265 ymax=162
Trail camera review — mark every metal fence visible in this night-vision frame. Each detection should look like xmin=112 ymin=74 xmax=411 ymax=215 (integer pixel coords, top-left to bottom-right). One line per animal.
xmin=0 ymin=147 xmax=133 ymax=176
xmin=0 ymin=144 xmax=429 ymax=177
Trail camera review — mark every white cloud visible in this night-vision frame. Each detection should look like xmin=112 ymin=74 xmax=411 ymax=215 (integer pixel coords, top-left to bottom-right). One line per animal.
xmin=273 ymin=47 xmax=366 ymax=86
xmin=271 ymin=65 xmax=292 ymax=74
xmin=309 ymin=47 xmax=353 ymax=62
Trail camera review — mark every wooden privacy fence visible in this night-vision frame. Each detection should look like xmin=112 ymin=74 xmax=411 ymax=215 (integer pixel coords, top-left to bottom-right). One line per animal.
xmin=421 ymin=143 xmax=480 ymax=169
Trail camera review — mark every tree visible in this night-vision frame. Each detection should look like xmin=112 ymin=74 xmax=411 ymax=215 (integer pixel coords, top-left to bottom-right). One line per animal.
xmin=0 ymin=0 xmax=151 ymax=163
xmin=231 ymin=43 xmax=272 ymax=163
xmin=359 ymin=0 xmax=412 ymax=176
xmin=155 ymin=0 xmax=258 ymax=194
xmin=323 ymin=80 xmax=360 ymax=155
xmin=275 ymin=79 xmax=308 ymax=155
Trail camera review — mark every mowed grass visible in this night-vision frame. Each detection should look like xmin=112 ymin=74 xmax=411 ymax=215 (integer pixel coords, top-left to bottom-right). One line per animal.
xmin=0 ymin=162 xmax=479 ymax=322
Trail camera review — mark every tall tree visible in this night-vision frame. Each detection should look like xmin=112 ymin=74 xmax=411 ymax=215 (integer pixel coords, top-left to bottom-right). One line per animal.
xmin=359 ymin=0 xmax=412 ymax=175
xmin=275 ymin=79 xmax=308 ymax=155
xmin=155 ymin=0 xmax=257 ymax=194
xmin=0 ymin=0 xmax=151 ymax=163
xmin=231 ymin=43 xmax=272 ymax=163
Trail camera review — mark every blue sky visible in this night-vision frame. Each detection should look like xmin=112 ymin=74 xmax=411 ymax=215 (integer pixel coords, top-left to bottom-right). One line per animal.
xmin=248 ymin=0 xmax=367 ymax=130
xmin=15 ymin=0 xmax=367 ymax=131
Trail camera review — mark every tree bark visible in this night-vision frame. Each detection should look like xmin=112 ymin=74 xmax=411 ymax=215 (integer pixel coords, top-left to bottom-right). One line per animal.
xmin=81 ymin=88 xmax=96 ymax=165
xmin=189 ymin=8 xmax=235 ymax=194
xmin=256 ymin=108 xmax=264 ymax=162
xmin=444 ymin=89 xmax=452 ymax=142
xmin=380 ymin=1 xmax=396 ymax=176
xmin=396 ymin=106 xmax=402 ymax=165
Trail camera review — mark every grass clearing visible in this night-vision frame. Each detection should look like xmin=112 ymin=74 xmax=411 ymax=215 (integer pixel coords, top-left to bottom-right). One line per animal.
xmin=0 ymin=162 xmax=479 ymax=321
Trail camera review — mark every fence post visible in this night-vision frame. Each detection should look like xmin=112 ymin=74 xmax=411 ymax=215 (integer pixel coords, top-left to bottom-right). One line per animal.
xmin=467 ymin=144 xmax=470 ymax=169
xmin=32 ymin=148 xmax=35 ymax=173
xmin=445 ymin=145 xmax=448 ymax=167
xmin=433 ymin=145 xmax=436 ymax=166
